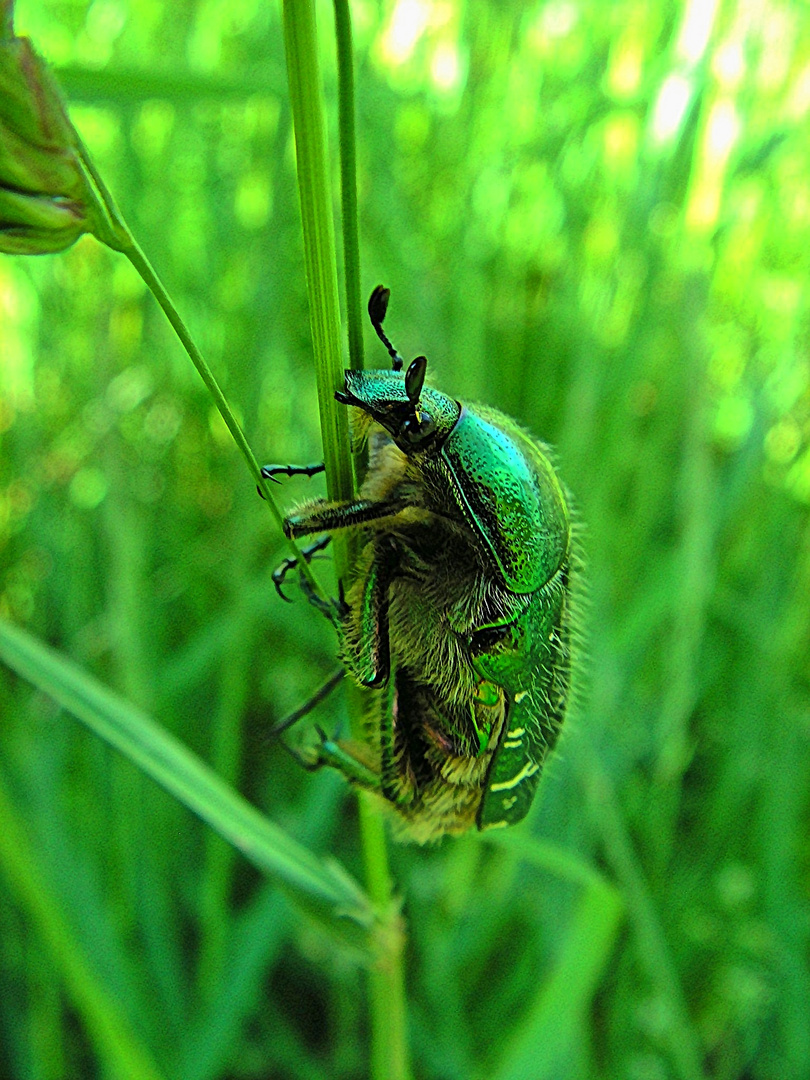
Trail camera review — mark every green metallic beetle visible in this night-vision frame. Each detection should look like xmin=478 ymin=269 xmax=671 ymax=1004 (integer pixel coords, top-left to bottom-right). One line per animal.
xmin=269 ymin=287 xmax=574 ymax=843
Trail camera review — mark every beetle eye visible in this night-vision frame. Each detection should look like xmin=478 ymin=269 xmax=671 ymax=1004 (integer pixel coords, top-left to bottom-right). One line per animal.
xmin=400 ymin=409 xmax=436 ymax=445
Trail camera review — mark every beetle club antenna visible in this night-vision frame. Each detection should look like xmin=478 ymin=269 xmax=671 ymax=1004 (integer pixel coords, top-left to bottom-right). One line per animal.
xmin=368 ymin=285 xmax=405 ymax=371
xmin=405 ymin=356 xmax=427 ymax=404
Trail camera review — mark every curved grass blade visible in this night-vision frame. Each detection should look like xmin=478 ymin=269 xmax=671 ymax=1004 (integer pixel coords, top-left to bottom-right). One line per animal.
xmin=0 ymin=619 xmax=375 ymax=936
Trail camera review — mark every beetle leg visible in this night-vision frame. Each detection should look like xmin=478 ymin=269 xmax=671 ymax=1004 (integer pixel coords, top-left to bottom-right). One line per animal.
xmin=272 ymin=534 xmax=332 ymax=602
xmin=257 ymin=462 xmax=325 ymax=498
xmin=284 ymin=496 xmax=409 ymax=538
xmin=298 ymin=573 xmax=345 ymax=625
xmin=270 ymin=668 xmax=344 ymax=735
xmin=345 ymin=535 xmax=400 ymax=688
xmin=377 ymin=663 xmax=401 ymax=802
xmin=312 ymin=730 xmax=382 ymax=792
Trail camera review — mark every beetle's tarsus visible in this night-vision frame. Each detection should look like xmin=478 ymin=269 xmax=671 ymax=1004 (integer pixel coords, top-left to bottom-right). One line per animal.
xmin=258 ymin=462 xmax=324 ymax=500
xmin=272 ymin=535 xmax=332 ymax=601
xmin=260 ymin=462 xmax=325 ymax=484
xmin=299 ymin=573 xmax=345 ymax=627
xmin=272 ymin=567 xmax=294 ymax=602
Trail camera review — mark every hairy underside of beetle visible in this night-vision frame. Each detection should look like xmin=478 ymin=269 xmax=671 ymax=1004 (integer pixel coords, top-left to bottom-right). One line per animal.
xmin=380 ymin=668 xmax=507 ymax=843
xmin=335 ymin=431 xmax=522 ymax=842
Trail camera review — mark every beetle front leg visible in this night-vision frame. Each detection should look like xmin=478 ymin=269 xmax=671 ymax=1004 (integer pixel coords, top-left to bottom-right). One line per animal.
xmin=284 ymin=496 xmax=409 ymax=539
xmin=260 ymin=462 xmax=325 ymax=483
xmin=257 ymin=462 xmax=325 ymax=500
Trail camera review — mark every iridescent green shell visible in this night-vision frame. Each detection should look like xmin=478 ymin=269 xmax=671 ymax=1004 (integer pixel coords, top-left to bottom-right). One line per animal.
xmin=441 ymin=406 xmax=569 ymax=593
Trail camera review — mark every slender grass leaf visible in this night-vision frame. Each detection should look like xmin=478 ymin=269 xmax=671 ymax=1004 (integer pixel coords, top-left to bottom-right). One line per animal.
xmin=0 ymin=619 xmax=375 ymax=936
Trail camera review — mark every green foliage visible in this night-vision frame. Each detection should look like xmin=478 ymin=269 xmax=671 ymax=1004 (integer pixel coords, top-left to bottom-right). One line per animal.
xmin=1 ymin=1 xmax=808 ymax=1078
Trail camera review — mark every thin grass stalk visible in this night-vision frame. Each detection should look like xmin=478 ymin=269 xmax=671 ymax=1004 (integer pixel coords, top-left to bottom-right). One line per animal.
xmin=331 ymin=4 xmax=409 ymax=1074
xmin=333 ymin=0 xmax=364 ymax=372
xmin=71 ymin=138 xmax=324 ymax=601
xmin=281 ymin=2 xmax=409 ymax=1077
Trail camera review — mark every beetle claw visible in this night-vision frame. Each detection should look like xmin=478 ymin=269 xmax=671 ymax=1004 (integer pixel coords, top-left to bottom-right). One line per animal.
xmin=274 ymin=581 xmax=293 ymax=603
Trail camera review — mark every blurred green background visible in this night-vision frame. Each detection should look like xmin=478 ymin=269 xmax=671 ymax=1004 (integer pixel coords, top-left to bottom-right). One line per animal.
xmin=1 ymin=0 xmax=809 ymax=1077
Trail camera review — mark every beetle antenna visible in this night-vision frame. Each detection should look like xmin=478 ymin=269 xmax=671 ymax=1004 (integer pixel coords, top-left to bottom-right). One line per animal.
xmin=368 ymin=285 xmax=404 ymax=371
xmin=405 ymin=356 xmax=427 ymax=405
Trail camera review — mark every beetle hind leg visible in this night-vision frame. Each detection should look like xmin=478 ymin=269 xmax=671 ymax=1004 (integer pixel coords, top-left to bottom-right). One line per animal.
xmin=282 ymin=725 xmax=383 ymax=792
xmin=270 ymin=668 xmax=344 ymax=736
xmin=313 ymin=731 xmax=382 ymax=791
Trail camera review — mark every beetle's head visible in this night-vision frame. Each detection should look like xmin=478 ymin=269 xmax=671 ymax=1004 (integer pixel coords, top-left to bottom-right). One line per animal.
xmin=336 ymin=364 xmax=460 ymax=453
xmin=334 ymin=285 xmax=460 ymax=453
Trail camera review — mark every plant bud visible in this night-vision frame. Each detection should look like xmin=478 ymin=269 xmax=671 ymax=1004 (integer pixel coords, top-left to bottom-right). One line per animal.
xmin=0 ymin=31 xmax=101 ymax=254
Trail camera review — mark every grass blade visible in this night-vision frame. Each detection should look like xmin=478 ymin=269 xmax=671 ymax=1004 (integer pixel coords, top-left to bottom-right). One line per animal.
xmin=0 ymin=619 xmax=375 ymax=935
xmin=281 ymin=2 xmax=410 ymax=1076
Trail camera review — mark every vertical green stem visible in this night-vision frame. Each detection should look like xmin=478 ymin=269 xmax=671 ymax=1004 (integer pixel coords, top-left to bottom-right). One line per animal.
xmin=360 ymin=792 xmax=410 ymax=1080
xmin=333 ymin=0 xmax=364 ymax=371
xmin=281 ymin=2 xmax=409 ymax=1078
xmin=281 ymin=0 xmax=354 ymax=521
xmin=1 ymin=0 xmax=15 ymax=39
